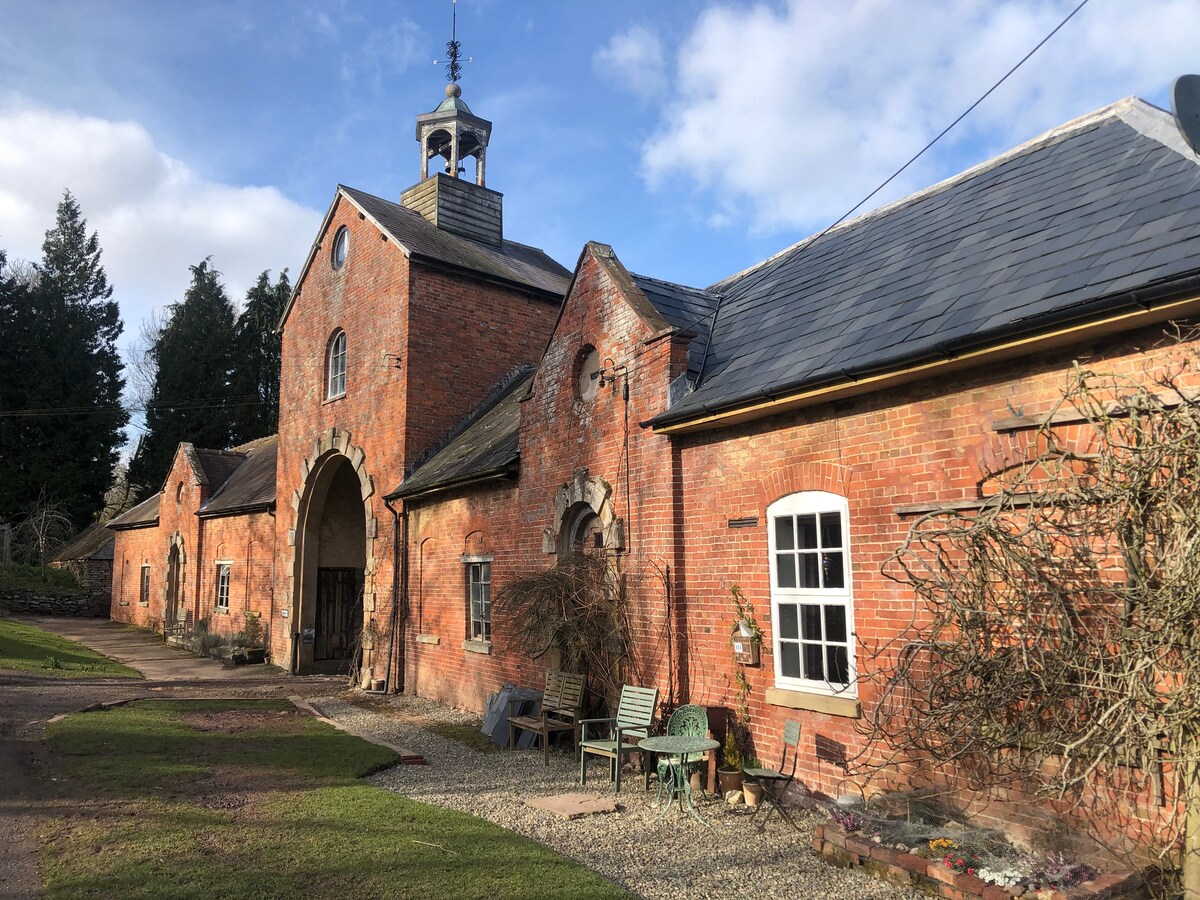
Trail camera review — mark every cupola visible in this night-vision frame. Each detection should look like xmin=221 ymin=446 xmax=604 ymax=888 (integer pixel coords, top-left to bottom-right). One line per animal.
xmin=400 ymin=7 xmax=503 ymax=246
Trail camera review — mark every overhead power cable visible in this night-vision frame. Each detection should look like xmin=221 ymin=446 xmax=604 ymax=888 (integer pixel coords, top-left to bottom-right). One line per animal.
xmin=668 ymin=0 xmax=1093 ymax=376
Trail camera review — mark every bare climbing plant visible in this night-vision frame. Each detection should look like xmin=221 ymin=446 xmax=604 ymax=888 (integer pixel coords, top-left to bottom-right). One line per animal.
xmin=493 ymin=554 xmax=632 ymax=710
xmin=859 ymin=335 xmax=1200 ymax=897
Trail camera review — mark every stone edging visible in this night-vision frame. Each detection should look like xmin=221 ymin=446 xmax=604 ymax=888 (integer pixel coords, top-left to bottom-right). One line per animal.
xmin=288 ymin=696 xmax=426 ymax=765
xmin=814 ymin=822 xmax=1146 ymax=900
xmin=46 ymin=695 xmax=426 ymax=765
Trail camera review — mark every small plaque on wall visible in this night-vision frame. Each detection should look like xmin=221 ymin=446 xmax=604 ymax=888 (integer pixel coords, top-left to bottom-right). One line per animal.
xmin=732 ymin=638 xmax=760 ymax=666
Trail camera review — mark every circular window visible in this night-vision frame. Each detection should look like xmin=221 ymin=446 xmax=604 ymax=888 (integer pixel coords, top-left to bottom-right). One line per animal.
xmin=331 ymin=226 xmax=349 ymax=270
xmin=577 ymin=347 xmax=600 ymax=401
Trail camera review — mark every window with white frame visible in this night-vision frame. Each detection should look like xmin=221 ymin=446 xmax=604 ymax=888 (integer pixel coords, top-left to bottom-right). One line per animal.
xmin=326 ymin=329 xmax=347 ymax=399
xmin=139 ymin=565 xmax=150 ymax=605
xmin=215 ymin=563 xmax=231 ymax=611
xmin=467 ymin=560 xmax=491 ymax=641
xmin=767 ymin=491 xmax=855 ymax=695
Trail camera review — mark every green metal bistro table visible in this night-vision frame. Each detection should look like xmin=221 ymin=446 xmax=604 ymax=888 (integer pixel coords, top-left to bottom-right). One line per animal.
xmin=638 ymin=735 xmax=720 ymax=825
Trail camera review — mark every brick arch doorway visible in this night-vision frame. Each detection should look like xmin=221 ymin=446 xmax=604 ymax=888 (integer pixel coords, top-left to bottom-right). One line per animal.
xmin=164 ymin=535 xmax=185 ymax=629
xmin=292 ymin=452 xmax=368 ymax=675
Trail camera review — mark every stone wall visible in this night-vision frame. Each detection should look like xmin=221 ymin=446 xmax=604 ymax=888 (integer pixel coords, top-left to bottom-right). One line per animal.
xmin=0 ymin=587 xmax=107 ymax=617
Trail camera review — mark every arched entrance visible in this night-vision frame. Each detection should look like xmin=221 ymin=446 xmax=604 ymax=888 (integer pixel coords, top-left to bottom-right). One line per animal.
xmin=164 ymin=536 xmax=184 ymax=629
xmin=292 ymin=452 xmax=369 ymax=675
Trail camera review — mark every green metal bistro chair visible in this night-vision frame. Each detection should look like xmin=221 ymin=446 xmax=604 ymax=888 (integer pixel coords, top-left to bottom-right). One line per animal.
xmin=578 ymin=684 xmax=659 ymax=793
xmin=645 ymin=704 xmax=709 ymax=798
xmin=745 ymin=719 xmax=802 ymax=829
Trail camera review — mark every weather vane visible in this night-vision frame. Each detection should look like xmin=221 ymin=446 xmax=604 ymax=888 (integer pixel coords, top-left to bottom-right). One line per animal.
xmin=433 ymin=0 xmax=473 ymax=84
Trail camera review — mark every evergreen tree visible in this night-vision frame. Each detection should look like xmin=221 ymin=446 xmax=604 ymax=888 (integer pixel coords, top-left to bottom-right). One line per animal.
xmin=231 ymin=269 xmax=289 ymax=443
xmin=0 ymin=249 xmax=36 ymax=522
xmin=0 ymin=192 xmax=127 ymax=530
xmin=129 ymin=258 xmax=237 ymax=495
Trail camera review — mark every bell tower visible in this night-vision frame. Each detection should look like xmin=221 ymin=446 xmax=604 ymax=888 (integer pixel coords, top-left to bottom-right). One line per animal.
xmin=401 ymin=1 xmax=503 ymax=245
xmin=416 ymin=83 xmax=492 ymax=186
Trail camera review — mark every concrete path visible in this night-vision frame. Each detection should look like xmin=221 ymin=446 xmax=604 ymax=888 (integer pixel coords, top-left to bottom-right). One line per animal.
xmin=19 ymin=616 xmax=288 ymax=682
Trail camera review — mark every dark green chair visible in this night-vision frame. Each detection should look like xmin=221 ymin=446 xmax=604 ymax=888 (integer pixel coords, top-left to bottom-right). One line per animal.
xmin=578 ymin=684 xmax=658 ymax=793
xmin=745 ymin=719 xmax=802 ymax=829
xmin=645 ymin=704 xmax=709 ymax=798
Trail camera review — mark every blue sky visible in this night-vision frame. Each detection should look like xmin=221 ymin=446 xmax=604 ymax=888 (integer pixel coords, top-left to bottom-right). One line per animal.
xmin=2 ymin=0 xmax=1199 ymax=370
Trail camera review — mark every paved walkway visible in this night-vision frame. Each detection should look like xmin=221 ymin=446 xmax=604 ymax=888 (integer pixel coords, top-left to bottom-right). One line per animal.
xmin=20 ymin=616 xmax=286 ymax=682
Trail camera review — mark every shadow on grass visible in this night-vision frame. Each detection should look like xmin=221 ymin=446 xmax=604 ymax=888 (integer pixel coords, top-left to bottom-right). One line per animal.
xmin=42 ymin=700 xmax=630 ymax=900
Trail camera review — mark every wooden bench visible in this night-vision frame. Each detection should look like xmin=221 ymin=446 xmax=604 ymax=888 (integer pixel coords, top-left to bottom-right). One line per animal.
xmin=507 ymin=669 xmax=586 ymax=765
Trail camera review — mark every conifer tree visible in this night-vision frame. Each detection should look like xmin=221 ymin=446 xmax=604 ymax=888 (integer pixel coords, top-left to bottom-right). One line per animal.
xmin=0 ymin=192 xmax=127 ymax=529
xmin=231 ymin=269 xmax=289 ymax=443
xmin=129 ymin=258 xmax=237 ymax=495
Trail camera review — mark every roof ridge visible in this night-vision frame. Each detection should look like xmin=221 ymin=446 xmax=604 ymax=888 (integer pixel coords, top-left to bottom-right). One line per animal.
xmin=1113 ymin=96 xmax=1200 ymax=164
xmin=629 ymin=270 xmax=718 ymax=296
xmin=709 ymin=97 xmax=1140 ymax=293
xmin=405 ymin=366 xmax=536 ymax=477
xmin=230 ymin=433 xmax=278 ymax=454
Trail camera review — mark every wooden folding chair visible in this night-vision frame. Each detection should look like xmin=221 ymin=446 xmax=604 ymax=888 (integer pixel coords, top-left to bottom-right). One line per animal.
xmin=744 ymin=719 xmax=802 ymax=829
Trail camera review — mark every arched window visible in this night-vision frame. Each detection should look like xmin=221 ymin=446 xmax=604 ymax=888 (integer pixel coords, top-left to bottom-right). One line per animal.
xmin=766 ymin=491 xmax=855 ymax=696
xmin=326 ymin=329 xmax=347 ymax=399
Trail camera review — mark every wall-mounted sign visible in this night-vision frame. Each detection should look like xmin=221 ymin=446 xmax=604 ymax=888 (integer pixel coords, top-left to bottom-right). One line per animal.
xmin=280 ymin=608 xmax=289 ymax=618
xmin=301 ymin=627 xmax=315 ymax=644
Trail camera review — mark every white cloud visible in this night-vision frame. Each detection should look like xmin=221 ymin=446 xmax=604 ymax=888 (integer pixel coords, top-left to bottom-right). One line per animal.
xmin=635 ymin=0 xmax=1200 ymax=233
xmin=594 ymin=25 xmax=665 ymax=101
xmin=0 ymin=94 xmax=319 ymax=337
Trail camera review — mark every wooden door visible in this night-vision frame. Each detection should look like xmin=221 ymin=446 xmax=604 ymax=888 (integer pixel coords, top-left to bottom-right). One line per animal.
xmin=315 ymin=568 xmax=359 ymax=661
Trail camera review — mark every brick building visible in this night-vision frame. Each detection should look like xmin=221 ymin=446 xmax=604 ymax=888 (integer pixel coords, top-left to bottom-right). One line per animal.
xmin=111 ymin=83 xmax=1200 ymax=848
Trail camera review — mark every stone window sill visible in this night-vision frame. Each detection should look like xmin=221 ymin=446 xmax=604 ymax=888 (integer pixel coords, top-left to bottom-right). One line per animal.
xmin=765 ymin=687 xmax=861 ymax=719
xmin=462 ymin=639 xmax=492 ymax=655
xmin=214 ymin=607 xmax=230 ymax=615
xmin=416 ymin=634 xmax=440 ymax=645
xmin=137 ymin=601 xmax=147 ymax=607
xmin=322 ymin=393 xmax=346 ymax=407
xmin=120 ymin=601 xmax=130 ymax=607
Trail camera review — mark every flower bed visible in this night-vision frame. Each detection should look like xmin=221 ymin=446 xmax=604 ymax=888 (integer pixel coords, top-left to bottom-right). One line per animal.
xmin=813 ymin=816 xmax=1146 ymax=899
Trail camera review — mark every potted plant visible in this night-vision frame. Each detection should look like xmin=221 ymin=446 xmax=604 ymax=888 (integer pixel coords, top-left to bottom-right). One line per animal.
xmin=717 ymin=726 xmax=744 ymax=794
xmin=742 ymin=757 xmax=764 ymax=807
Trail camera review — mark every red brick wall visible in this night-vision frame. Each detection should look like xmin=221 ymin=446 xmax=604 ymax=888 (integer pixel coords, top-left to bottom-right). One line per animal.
xmin=403 ymin=483 xmax=531 ymax=710
xmin=111 ymin=446 xmax=205 ymax=629
xmin=111 ymin=524 xmax=165 ymax=627
xmin=401 ymin=245 xmax=692 ymax=712
xmin=110 ymin=441 xmax=276 ymax=653
xmin=674 ymin=324 xmax=1200 ymax=854
xmin=274 ymin=191 xmax=560 ymax=671
xmin=404 ymin=265 xmax=560 ymax=468
xmin=195 ymin=512 xmax=276 ymax=644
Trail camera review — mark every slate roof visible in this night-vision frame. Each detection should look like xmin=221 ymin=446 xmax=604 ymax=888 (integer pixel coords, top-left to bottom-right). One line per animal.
xmin=340 ymin=185 xmax=571 ymax=297
xmin=54 ymin=522 xmax=115 ymax=562
xmin=195 ymin=448 xmax=246 ymax=493
xmin=200 ymin=436 xmax=278 ymax=517
xmin=391 ymin=370 xmax=533 ymax=499
xmin=653 ymin=99 xmax=1200 ymax=427
xmin=628 ymin=273 xmax=720 ymax=379
xmin=107 ymin=492 xmax=160 ymax=530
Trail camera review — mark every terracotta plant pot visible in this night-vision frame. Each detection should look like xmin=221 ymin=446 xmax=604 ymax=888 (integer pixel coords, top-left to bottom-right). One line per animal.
xmin=743 ymin=780 xmax=764 ymax=807
xmin=717 ymin=768 xmax=743 ymax=795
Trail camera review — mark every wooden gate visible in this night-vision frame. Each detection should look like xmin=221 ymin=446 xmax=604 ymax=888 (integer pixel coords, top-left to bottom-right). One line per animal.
xmin=315 ymin=568 xmax=360 ymax=661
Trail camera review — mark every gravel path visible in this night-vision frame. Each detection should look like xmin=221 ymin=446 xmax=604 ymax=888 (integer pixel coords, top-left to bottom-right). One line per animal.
xmin=312 ymin=694 xmax=918 ymax=900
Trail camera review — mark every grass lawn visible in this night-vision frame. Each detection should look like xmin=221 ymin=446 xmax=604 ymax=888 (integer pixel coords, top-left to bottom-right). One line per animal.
xmin=0 ymin=618 xmax=139 ymax=678
xmin=41 ymin=700 xmax=630 ymax=899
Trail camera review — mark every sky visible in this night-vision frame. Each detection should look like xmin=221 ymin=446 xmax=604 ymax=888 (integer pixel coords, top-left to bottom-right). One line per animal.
xmin=2 ymin=0 xmax=1199 ymax=413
